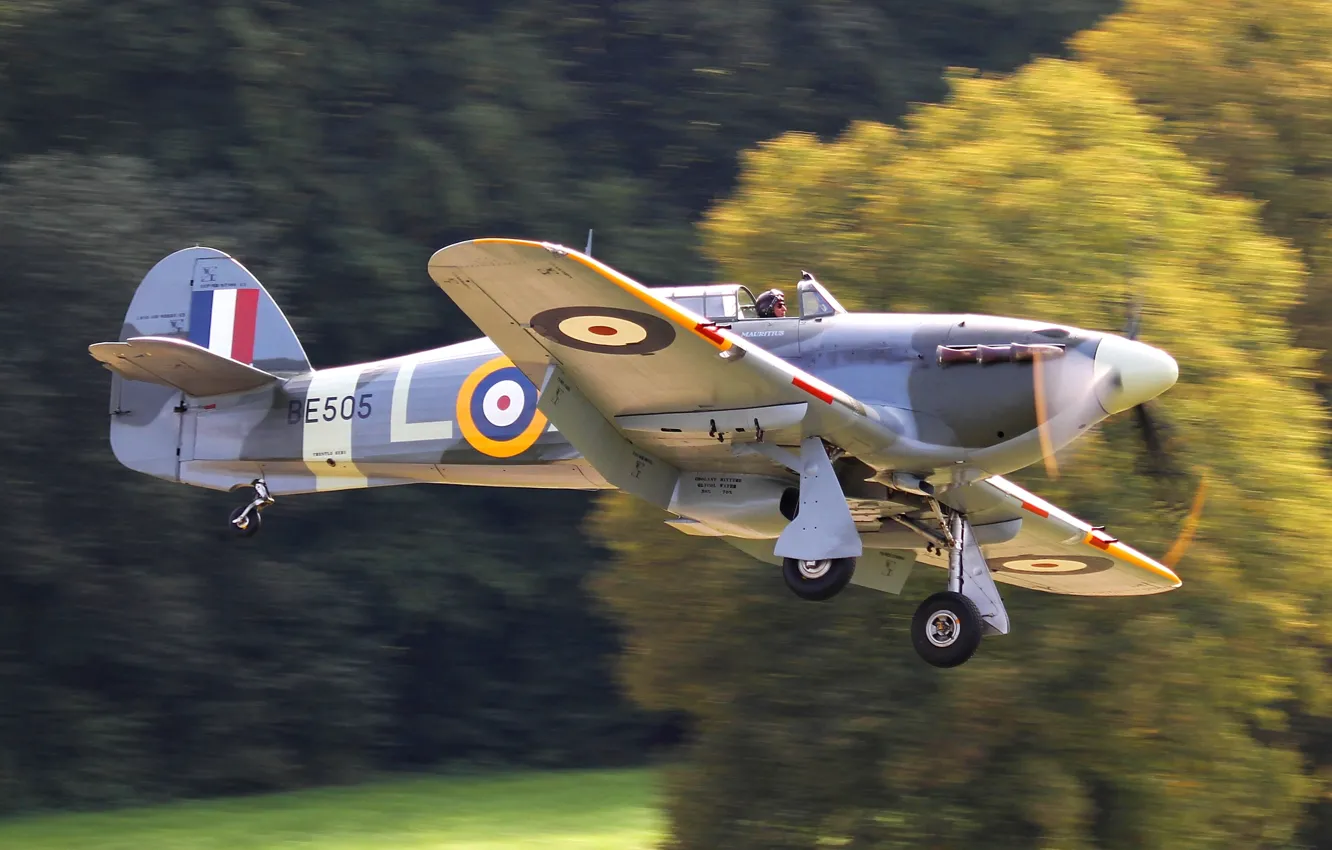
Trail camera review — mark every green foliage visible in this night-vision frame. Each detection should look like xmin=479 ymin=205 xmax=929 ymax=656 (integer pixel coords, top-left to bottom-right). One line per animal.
xmin=0 ymin=155 xmax=649 ymax=812
xmin=0 ymin=0 xmax=1120 ymax=363
xmin=0 ymin=0 xmax=1128 ymax=816
xmin=587 ymin=59 xmax=1332 ymax=847
xmin=1075 ymin=0 xmax=1332 ymax=383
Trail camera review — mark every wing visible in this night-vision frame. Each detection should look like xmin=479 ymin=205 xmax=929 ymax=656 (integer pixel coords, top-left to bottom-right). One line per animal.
xmin=722 ymin=475 xmax=1180 ymax=598
xmin=947 ymin=474 xmax=1181 ymax=596
xmin=90 ymin=336 xmax=279 ymax=397
xmin=427 ymin=238 xmax=895 ymax=474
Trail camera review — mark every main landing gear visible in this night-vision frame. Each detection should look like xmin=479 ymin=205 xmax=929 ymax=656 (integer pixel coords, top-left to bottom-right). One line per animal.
xmin=763 ymin=435 xmax=1008 ymax=667
xmin=909 ymin=509 xmax=1010 ymax=667
xmin=773 ymin=436 xmax=863 ymax=601
xmin=228 ymin=478 xmax=274 ymax=538
xmin=775 ymin=469 xmax=1009 ymax=667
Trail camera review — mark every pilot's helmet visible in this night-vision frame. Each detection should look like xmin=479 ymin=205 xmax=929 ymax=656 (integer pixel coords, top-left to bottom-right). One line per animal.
xmin=756 ymin=289 xmax=786 ymax=317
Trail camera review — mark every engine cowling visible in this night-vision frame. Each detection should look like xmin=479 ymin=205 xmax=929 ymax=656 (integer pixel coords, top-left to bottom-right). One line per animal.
xmin=667 ymin=473 xmax=797 ymax=539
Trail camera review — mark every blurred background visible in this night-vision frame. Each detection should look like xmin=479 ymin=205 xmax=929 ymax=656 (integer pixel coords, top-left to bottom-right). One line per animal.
xmin=2 ymin=0 xmax=1331 ymax=847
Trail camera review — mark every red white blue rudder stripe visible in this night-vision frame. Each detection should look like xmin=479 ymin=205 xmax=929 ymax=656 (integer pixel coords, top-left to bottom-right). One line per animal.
xmin=188 ymin=288 xmax=260 ymax=364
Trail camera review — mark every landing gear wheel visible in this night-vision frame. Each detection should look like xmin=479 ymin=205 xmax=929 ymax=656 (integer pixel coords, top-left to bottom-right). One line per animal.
xmin=227 ymin=478 xmax=274 ymax=539
xmin=782 ymin=557 xmax=856 ymax=601
xmin=228 ymin=505 xmax=261 ymax=538
xmin=912 ymin=591 xmax=982 ymax=668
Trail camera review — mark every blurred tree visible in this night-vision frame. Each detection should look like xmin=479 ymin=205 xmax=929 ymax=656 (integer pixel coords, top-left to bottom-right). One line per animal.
xmin=0 ymin=153 xmax=386 ymax=808
xmin=0 ymin=0 xmax=1136 ymax=812
xmin=0 ymin=0 xmax=1122 ymax=363
xmin=0 ymin=154 xmax=643 ymax=812
xmin=1074 ymin=0 xmax=1332 ymax=386
xmin=592 ymin=58 xmax=1332 ymax=848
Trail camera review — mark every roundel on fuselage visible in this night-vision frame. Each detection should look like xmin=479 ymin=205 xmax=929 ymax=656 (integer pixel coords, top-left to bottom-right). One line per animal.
xmin=456 ymin=356 xmax=548 ymax=458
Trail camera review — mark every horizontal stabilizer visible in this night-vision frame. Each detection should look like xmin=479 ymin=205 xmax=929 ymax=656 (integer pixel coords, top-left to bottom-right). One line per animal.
xmin=89 ymin=336 xmax=280 ymax=397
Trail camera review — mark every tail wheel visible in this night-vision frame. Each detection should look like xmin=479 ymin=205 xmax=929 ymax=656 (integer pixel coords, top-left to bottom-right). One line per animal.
xmin=229 ymin=505 xmax=261 ymax=538
xmin=782 ymin=557 xmax=856 ymax=601
xmin=912 ymin=591 xmax=982 ymax=667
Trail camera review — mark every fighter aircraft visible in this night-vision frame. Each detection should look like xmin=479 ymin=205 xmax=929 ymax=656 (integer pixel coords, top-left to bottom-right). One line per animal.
xmin=89 ymin=240 xmax=1183 ymax=668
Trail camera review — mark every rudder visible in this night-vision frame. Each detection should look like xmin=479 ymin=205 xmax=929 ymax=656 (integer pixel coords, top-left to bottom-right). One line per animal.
xmin=104 ymin=247 xmax=311 ymax=482
xmin=120 ymin=247 xmax=309 ymax=374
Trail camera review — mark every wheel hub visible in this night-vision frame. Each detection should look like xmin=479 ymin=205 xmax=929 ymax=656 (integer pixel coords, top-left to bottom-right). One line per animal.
xmin=798 ymin=559 xmax=832 ymax=579
xmin=926 ymin=610 xmax=961 ymax=647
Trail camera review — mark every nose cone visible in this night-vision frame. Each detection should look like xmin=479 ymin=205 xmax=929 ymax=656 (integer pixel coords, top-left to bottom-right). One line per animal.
xmin=1093 ymin=335 xmax=1179 ymax=414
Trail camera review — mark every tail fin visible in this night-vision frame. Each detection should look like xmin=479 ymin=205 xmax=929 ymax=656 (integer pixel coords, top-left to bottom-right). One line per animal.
xmin=96 ymin=247 xmax=310 ymax=482
xmin=118 ymin=247 xmax=310 ymax=374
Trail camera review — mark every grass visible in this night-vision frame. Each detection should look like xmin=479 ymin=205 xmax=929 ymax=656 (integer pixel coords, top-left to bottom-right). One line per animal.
xmin=0 ymin=767 xmax=663 ymax=850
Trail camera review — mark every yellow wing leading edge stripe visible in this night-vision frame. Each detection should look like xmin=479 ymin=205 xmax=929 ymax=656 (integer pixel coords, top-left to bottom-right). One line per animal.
xmin=473 ymin=238 xmax=868 ymax=415
xmin=987 ymin=475 xmax=1181 ymax=586
xmin=473 ymin=238 xmax=733 ymax=352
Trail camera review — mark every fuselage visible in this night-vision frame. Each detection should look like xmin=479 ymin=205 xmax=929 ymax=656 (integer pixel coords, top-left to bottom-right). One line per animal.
xmin=171 ymin=309 xmax=1164 ymax=497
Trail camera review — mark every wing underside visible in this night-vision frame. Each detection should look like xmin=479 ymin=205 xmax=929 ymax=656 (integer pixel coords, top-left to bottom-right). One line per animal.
xmin=427 ymin=238 xmax=892 ymax=476
xmin=725 ymin=474 xmax=1180 ymax=598
xmin=935 ymin=475 xmax=1182 ymax=596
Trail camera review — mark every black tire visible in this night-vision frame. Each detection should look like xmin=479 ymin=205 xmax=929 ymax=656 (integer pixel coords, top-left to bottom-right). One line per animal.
xmin=229 ymin=505 xmax=261 ymax=538
xmin=782 ymin=557 xmax=856 ymax=601
xmin=912 ymin=591 xmax=982 ymax=668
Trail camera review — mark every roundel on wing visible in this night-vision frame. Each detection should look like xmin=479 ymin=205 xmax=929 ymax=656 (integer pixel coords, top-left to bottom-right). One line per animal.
xmin=456 ymin=356 xmax=548 ymax=458
xmin=991 ymin=555 xmax=1113 ymax=576
xmin=529 ymin=306 xmax=676 ymax=355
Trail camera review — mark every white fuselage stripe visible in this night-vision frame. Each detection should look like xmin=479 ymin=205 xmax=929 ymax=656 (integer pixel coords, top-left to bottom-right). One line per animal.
xmin=390 ymin=356 xmax=455 ymax=442
xmin=303 ymin=365 xmax=368 ymax=491
xmin=209 ymin=288 xmax=236 ymax=358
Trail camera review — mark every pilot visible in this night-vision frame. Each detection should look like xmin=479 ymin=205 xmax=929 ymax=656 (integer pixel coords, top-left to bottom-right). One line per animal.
xmin=756 ymin=288 xmax=787 ymax=318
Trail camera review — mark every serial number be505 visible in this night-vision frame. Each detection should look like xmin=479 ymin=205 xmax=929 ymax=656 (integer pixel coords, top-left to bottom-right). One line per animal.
xmin=289 ymin=393 xmax=374 ymax=424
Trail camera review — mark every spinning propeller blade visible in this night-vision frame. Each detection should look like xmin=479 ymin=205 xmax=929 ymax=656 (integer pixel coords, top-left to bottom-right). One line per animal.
xmin=1032 ymin=352 xmax=1059 ymax=479
xmin=1119 ymin=298 xmax=1179 ymax=479
xmin=1123 ymin=295 xmax=1143 ymax=342
xmin=1132 ymin=400 xmax=1175 ymax=478
xmin=1033 ymin=297 xmax=1178 ymax=477
xmin=1161 ymin=468 xmax=1208 ymax=568
xmin=1119 ymin=295 xmax=1206 ymax=565
xmin=1029 ymin=295 xmax=1207 ymax=566
xmin=1030 ymin=340 xmax=1113 ymax=480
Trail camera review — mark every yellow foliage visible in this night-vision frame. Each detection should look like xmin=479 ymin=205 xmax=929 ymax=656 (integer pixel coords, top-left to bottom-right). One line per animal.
xmin=589 ymin=56 xmax=1332 ymax=845
xmin=1076 ymin=0 xmax=1332 ymax=379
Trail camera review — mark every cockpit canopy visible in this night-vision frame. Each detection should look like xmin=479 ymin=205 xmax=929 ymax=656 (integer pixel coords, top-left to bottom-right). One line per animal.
xmin=653 ymin=283 xmax=759 ymax=321
xmin=653 ymin=277 xmax=847 ymax=322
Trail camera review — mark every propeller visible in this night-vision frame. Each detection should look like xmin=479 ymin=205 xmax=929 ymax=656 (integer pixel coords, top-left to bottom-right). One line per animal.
xmin=1160 ymin=468 xmax=1208 ymax=568
xmin=1031 ymin=295 xmax=1208 ymax=566
xmin=1031 ymin=351 xmax=1059 ymax=479
xmin=1033 ymin=297 xmax=1178 ymax=480
xmin=1117 ymin=298 xmax=1211 ymax=566
xmin=1121 ymin=297 xmax=1177 ymax=480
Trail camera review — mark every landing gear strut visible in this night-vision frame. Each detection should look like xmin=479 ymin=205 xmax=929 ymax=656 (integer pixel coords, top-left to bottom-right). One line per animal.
xmin=228 ymin=478 xmax=273 ymax=538
xmin=911 ymin=509 xmax=1010 ymax=667
xmin=774 ymin=436 xmax=863 ymax=602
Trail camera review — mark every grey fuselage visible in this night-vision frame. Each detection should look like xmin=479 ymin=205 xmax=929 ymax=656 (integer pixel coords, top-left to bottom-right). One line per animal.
xmin=143 ymin=310 xmax=1103 ymax=497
